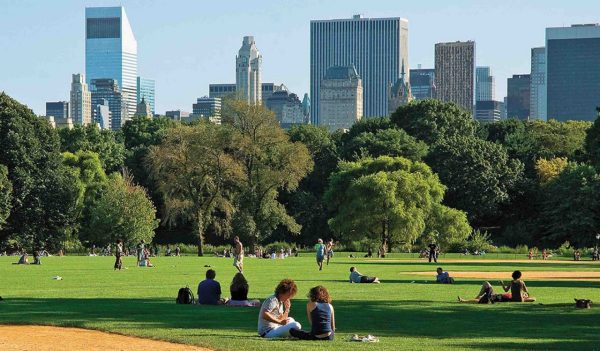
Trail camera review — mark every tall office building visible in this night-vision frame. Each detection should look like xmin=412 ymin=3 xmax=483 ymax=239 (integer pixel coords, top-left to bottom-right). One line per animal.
xmin=46 ymin=101 xmax=70 ymax=119
xmin=95 ymin=99 xmax=111 ymax=129
xmin=476 ymin=66 xmax=495 ymax=102
xmin=70 ymin=73 xmax=92 ymax=125
xmin=319 ymin=65 xmax=363 ymax=131
xmin=192 ymin=97 xmax=222 ymax=118
xmin=310 ymin=15 xmax=409 ymax=124
xmin=530 ymin=47 xmax=547 ymax=120
xmin=475 ymin=100 xmax=502 ymax=123
xmin=435 ymin=41 xmax=476 ymax=112
xmin=265 ymin=90 xmax=306 ymax=129
xmin=546 ymin=24 xmax=600 ymax=121
xmin=507 ymin=74 xmax=531 ymax=120
xmin=86 ymin=6 xmax=137 ymax=122
xmin=409 ymin=68 xmax=435 ymax=100
xmin=137 ymin=77 xmax=155 ymax=115
xmin=90 ymin=78 xmax=128 ymax=130
xmin=236 ymin=36 xmax=262 ymax=104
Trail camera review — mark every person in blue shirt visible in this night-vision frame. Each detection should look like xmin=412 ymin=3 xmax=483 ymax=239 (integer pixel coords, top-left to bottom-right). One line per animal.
xmin=289 ymin=285 xmax=336 ymax=341
xmin=197 ymin=269 xmax=225 ymax=305
xmin=436 ymin=267 xmax=454 ymax=284
xmin=315 ymin=239 xmax=326 ymax=271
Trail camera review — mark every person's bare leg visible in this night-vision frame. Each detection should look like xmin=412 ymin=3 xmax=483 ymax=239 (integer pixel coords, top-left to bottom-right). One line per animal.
xmin=524 ymin=297 xmax=536 ymax=302
xmin=458 ymin=296 xmax=480 ymax=303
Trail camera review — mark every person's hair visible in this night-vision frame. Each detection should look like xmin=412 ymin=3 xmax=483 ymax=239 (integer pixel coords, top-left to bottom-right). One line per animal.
xmin=350 ymin=266 xmax=356 ymax=272
xmin=512 ymin=270 xmax=522 ymax=280
xmin=437 ymin=267 xmax=443 ymax=272
xmin=230 ymin=272 xmax=248 ymax=292
xmin=274 ymin=279 xmax=297 ymax=297
xmin=308 ymin=285 xmax=332 ymax=303
xmin=117 ymin=239 xmax=122 ymax=244
xmin=206 ymin=269 xmax=216 ymax=279
xmin=318 ymin=238 xmax=323 ymax=243
xmin=234 ymin=236 xmax=239 ymax=241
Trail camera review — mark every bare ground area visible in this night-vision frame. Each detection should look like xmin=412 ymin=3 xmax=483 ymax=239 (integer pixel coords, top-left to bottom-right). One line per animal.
xmin=404 ymin=270 xmax=600 ymax=281
xmin=0 ymin=325 xmax=212 ymax=351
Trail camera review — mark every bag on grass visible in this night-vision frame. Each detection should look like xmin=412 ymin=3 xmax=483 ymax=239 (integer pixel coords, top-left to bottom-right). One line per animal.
xmin=176 ymin=287 xmax=195 ymax=304
xmin=575 ymin=298 xmax=592 ymax=309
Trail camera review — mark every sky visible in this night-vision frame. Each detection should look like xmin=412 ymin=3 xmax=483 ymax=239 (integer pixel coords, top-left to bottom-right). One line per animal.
xmin=1 ymin=0 xmax=600 ymax=115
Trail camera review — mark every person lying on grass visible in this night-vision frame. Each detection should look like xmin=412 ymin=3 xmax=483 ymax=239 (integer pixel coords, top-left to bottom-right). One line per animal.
xmin=226 ymin=272 xmax=260 ymax=307
xmin=198 ymin=269 xmax=226 ymax=305
xmin=289 ymin=285 xmax=335 ymax=341
xmin=436 ymin=267 xmax=454 ymax=284
xmin=458 ymin=270 xmax=536 ymax=303
xmin=349 ymin=266 xmax=380 ymax=283
xmin=257 ymin=279 xmax=301 ymax=338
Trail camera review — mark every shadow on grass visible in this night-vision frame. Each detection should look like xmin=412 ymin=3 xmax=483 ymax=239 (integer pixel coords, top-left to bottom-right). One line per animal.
xmin=334 ymin=260 xmax=600 ymax=270
xmin=0 ymin=297 xmax=599 ymax=349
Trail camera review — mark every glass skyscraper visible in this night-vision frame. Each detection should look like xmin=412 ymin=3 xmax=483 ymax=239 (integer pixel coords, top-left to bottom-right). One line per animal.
xmin=409 ymin=68 xmax=435 ymax=100
xmin=85 ymin=6 xmax=137 ymax=125
xmin=475 ymin=66 xmax=495 ymax=102
xmin=310 ymin=15 xmax=409 ymax=124
xmin=507 ymin=74 xmax=531 ymax=120
xmin=137 ymin=77 xmax=155 ymax=115
xmin=530 ymin=47 xmax=547 ymax=121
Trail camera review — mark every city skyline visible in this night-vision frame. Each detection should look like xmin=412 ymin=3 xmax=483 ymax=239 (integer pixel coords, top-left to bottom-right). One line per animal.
xmin=2 ymin=0 xmax=600 ymax=116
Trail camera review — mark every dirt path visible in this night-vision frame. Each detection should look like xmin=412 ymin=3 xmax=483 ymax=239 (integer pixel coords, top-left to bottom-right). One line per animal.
xmin=0 ymin=325 xmax=212 ymax=351
xmin=404 ymin=270 xmax=600 ymax=281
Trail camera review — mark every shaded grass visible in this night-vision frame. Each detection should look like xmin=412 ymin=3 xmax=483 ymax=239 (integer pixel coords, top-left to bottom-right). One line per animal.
xmin=0 ymin=255 xmax=599 ymax=350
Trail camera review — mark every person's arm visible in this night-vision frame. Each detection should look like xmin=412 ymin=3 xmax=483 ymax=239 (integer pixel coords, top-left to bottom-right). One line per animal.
xmin=306 ymin=301 xmax=314 ymax=325
xmin=522 ymin=281 xmax=529 ymax=294
xmin=330 ymin=304 xmax=336 ymax=331
xmin=262 ymin=309 xmax=286 ymax=324
xmin=500 ymin=280 xmax=510 ymax=292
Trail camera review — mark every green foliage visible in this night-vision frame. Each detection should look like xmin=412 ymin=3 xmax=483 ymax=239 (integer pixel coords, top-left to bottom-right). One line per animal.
xmin=79 ymin=173 xmax=158 ymax=246
xmin=59 ymin=124 xmax=125 ymax=173
xmin=341 ymin=126 xmax=428 ymax=161
xmin=263 ymin=241 xmax=295 ymax=253
xmin=0 ymin=165 xmax=12 ymax=229
xmin=584 ymin=109 xmax=600 ymax=167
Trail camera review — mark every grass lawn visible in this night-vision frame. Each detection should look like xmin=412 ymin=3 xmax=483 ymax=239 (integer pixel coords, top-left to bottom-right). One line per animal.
xmin=0 ymin=253 xmax=599 ymax=350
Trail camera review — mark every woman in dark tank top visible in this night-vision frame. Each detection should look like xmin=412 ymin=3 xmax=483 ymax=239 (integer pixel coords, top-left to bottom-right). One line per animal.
xmin=289 ymin=285 xmax=335 ymax=340
xmin=501 ymin=270 xmax=536 ymax=302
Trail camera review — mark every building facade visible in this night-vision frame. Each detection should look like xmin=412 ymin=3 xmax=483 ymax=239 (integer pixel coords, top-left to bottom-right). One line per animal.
xmin=507 ymin=74 xmax=531 ymax=120
xmin=85 ymin=6 xmax=137 ymax=121
xmin=236 ymin=36 xmax=262 ymax=104
xmin=310 ymin=15 xmax=408 ymax=124
xmin=546 ymin=24 xmax=600 ymax=121
xmin=165 ymin=110 xmax=190 ymax=121
xmin=475 ymin=100 xmax=503 ymax=123
xmin=265 ymin=90 xmax=306 ymax=129
xmin=208 ymin=83 xmax=285 ymax=101
xmin=70 ymin=73 xmax=92 ymax=126
xmin=301 ymin=93 xmax=311 ymax=122
xmin=192 ymin=97 xmax=222 ymax=118
xmin=90 ymin=78 xmax=127 ymax=130
xmin=409 ymin=68 xmax=435 ymax=100
xmin=95 ymin=99 xmax=111 ymax=129
xmin=530 ymin=47 xmax=547 ymax=120
xmin=476 ymin=66 xmax=495 ymax=102
xmin=46 ymin=101 xmax=70 ymax=119
xmin=434 ymin=41 xmax=476 ymax=113
xmin=319 ymin=65 xmax=363 ymax=131
xmin=388 ymin=67 xmax=412 ymax=114
xmin=135 ymin=97 xmax=152 ymax=118
xmin=137 ymin=77 xmax=155 ymax=115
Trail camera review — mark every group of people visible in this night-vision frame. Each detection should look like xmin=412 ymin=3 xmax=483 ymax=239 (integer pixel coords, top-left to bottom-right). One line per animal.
xmin=458 ymin=270 xmax=536 ymax=303
xmin=314 ymin=239 xmax=335 ymax=271
xmin=528 ymin=249 xmax=552 ymax=260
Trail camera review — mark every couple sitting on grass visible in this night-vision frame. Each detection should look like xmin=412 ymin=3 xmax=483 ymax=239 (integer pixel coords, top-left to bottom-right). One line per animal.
xmin=458 ymin=270 xmax=536 ymax=303
xmin=197 ymin=269 xmax=259 ymax=307
xmin=258 ymin=279 xmax=335 ymax=341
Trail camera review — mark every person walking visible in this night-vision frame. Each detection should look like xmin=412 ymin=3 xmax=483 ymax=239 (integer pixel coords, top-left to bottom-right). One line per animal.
xmin=114 ymin=239 xmax=124 ymax=270
xmin=428 ymin=242 xmax=438 ymax=263
xmin=325 ymin=239 xmax=334 ymax=266
xmin=233 ymin=236 xmax=244 ymax=274
xmin=315 ymin=239 xmax=326 ymax=271
xmin=136 ymin=240 xmax=145 ymax=266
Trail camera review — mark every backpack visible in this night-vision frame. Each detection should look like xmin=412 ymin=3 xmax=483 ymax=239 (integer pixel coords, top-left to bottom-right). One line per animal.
xmin=176 ymin=287 xmax=195 ymax=304
xmin=575 ymin=298 xmax=592 ymax=309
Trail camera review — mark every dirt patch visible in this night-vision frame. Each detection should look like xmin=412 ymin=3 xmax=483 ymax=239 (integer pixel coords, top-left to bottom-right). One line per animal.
xmin=404 ymin=271 xmax=600 ymax=281
xmin=0 ymin=325 xmax=212 ymax=351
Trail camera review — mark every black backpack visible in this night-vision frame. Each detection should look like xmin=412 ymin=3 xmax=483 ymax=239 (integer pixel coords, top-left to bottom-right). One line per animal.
xmin=176 ymin=287 xmax=195 ymax=304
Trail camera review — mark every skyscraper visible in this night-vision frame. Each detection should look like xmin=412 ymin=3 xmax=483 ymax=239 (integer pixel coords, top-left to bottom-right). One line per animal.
xmin=236 ymin=36 xmax=262 ymax=104
xmin=85 ymin=6 xmax=137 ymax=123
xmin=475 ymin=100 xmax=502 ymax=123
xmin=319 ymin=65 xmax=363 ymax=132
xmin=137 ymin=77 xmax=155 ymax=115
xmin=435 ymin=41 xmax=476 ymax=112
xmin=546 ymin=24 xmax=600 ymax=121
xmin=530 ymin=47 xmax=547 ymax=121
xmin=46 ymin=101 xmax=70 ymax=119
xmin=476 ymin=66 xmax=495 ymax=102
xmin=409 ymin=68 xmax=435 ymax=100
xmin=90 ymin=78 xmax=127 ymax=130
xmin=310 ymin=15 xmax=409 ymax=124
xmin=70 ymin=73 xmax=92 ymax=126
xmin=507 ymin=74 xmax=531 ymax=120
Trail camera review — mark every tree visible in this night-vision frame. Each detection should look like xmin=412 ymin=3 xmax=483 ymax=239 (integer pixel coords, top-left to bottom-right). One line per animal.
xmin=535 ymin=157 xmax=568 ymax=185
xmin=147 ymin=122 xmax=243 ymax=255
xmin=426 ymin=136 xmax=524 ymax=223
xmin=584 ymin=108 xmax=600 ymax=167
xmin=59 ymin=124 xmax=125 ymax=173
xmin=390 ymin=100 xmax=478 ymax=146
xmin=0 ymin=93 xmax=80 ymax=251
xmin=80 ymin=173 xmax=158 ymax=247
xmin=325 ymin=156 xmax=470 ymax=253
xmin=0 ymin=165 xmax=12 ymax=230
xmin=224 ymin=100 xmax=313 ymax=249
xmin=341 ymin=127 xmax=428 ymax=161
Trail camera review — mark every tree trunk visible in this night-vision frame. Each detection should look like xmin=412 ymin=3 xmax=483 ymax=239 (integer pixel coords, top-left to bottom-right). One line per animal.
xmin=197 ymin=215 xmax=204 ymax=257
xmin=380 ymin=220 xmax=389 ymax=258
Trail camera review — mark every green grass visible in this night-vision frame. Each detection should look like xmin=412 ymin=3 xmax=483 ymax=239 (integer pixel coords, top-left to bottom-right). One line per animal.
xmin=0 ymin=254 xmax=599 ymax=350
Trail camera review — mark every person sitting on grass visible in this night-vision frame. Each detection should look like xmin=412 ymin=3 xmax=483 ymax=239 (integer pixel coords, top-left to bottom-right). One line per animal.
xmin=500 ymin=270 xmax=536 ymax=302
xmin=458 ymin=271 xmax=536 ymax=303
xmin=17 ymin=252 xmax=29 ymax=265
xmin=197 ymin=269 xmax=226 ymax=305
xmin=349 ymin=266 xmax=380 ymax=283
xmin=289 ymin=285 xmax=335 ymax=341
xmin=257 ymin=279 xmax=301 ymax=338
xmin=32 ymin=250 xmax=42 ymax=265
xmin=227 ymin=272 xmax=260 ymax=307
xmin=436 ymin=267 xmax=454 ymax=284
xmin=458 ymin=281 xmax=511 ymax=304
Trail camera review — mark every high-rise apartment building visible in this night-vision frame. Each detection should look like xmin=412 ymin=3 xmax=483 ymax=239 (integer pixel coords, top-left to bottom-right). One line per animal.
xmin=90 ymin=78 xmax=127 ymax=130
xmin=265 ymin=90 xmax=306 ymax=129
xmin=530 ymin=47 xmax=547 ymax=120
xmin=70 ymin=73 xmax=92 ymax=126
xmin=507 ymin=74 xmax=531 ymax=120
xmin=409 ymin=68 xmax=435 ymax=100
xmin=435 ymin=41 xmax=476 ymax=113
xmin=310 ymin=15 xmax=408 ymax=124
xmin=476 ymin=66 xmax=495 ymax=102
xmin=192 ymin=97 xmax=222 ymax=118
xmin=137 ymin=77 xmax=155 ymax=115
xmin=85 ymin=6 xmax=137 ymax=122
xmin=46 ymin=101 xmax=70 ymax=119
xmin=546 ymin=24 xmax=600 ymax=121
xmin=319 ymin=65 xmax=363 ymax=131
xmin=236 ymin=36 xmax=262 ymax=104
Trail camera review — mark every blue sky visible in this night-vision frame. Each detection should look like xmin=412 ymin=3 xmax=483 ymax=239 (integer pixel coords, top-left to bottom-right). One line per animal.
xmin=1 ymin=0 xmax=599 ymax=115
